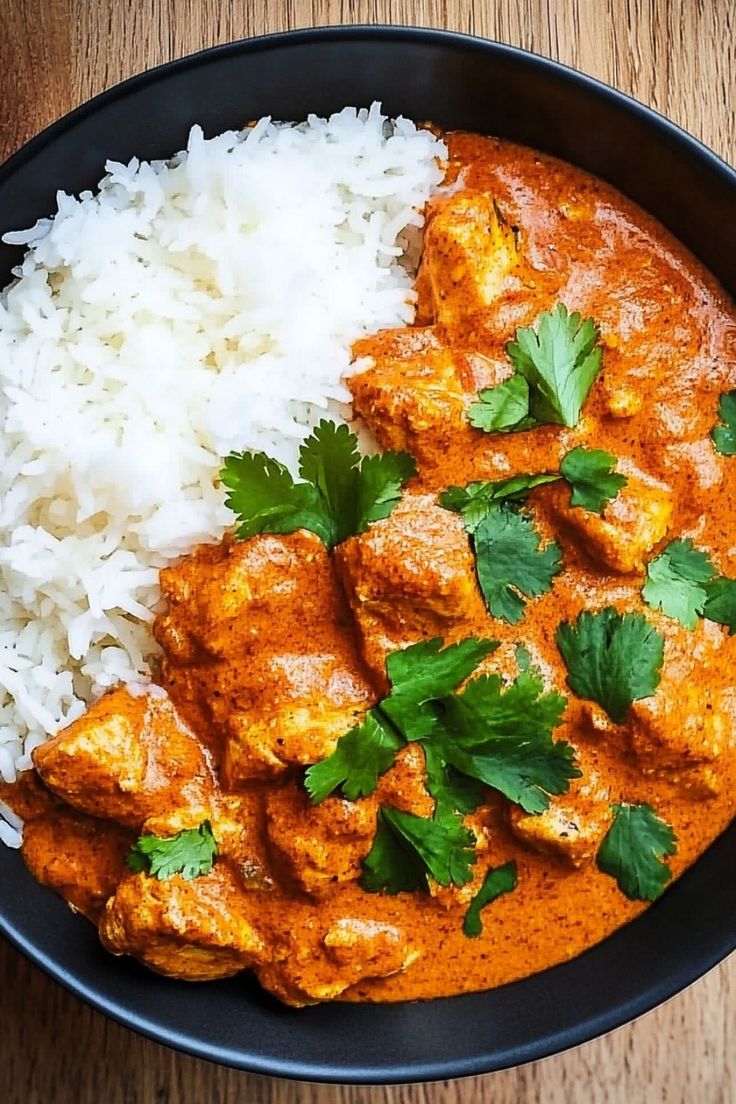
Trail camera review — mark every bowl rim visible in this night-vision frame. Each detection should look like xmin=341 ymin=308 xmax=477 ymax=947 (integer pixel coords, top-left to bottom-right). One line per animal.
xmin=2 ymin=23 xmax=734 ymax=190
xmin=1 ymin=22 xmax=735 ymax=1085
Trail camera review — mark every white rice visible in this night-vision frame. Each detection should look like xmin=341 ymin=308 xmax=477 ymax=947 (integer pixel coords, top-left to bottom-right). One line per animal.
xmin=0 ymin=104 xmax=446 ymax=845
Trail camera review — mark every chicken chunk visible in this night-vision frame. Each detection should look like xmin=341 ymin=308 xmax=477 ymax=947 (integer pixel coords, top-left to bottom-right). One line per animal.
xmin=417 ymin=191 xmax=520 ymax=327
xmin=265 ymin=742 xmax=435 ymax=897
xmin=254 ymin=915 xmax=417 ymax=1006
xmin=22 ymin=810 xmax=133 ymax=921
xmin=548 ymin=465 xmax=672 ymax=573
xmin=335 ymin=493 xmax=486 ymax=682
xmin=509 ymin=769 xmax=612 ymax=867
xmin=156 ymin=532 xmax=331 ymax=662
xmin=223 ymin=651 xmax=373 ymax=783
xmin=265 ymin=784 xmax=375 ymax=895
xmin=350 ymin=329 xmax=497 ymax=459
xmin=141 ymin=787 xmax=272 ymax=889
xmin=629 ymin=680 xmax=734 ymax=794
xmin=155 ymin=533 xmax=376 ymax=785
xmin=33 ymin=687 xmax=217 ymax=831
xmin=100 ymin=865 xmax=264 ymax=981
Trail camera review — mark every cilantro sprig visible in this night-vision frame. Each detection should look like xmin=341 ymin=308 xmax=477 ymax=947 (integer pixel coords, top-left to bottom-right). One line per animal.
xmin=361 ymin=806 xmax=477 ymax=894
xmin=560 ymin=447 xmax=627 ymax=514
xmin=220 ymin=420 xmax=416 ymax=549
xmin=305 ymin=638 xmax=497 ymax=803
xmin=469 ymin=303 xmax=602 ymax=432
xmin=440 ymin=475 xmax=562 ymax=624
xmin=556 ymin=607 xmax=664 ymax=724
xmin=643 ymin=540 xmax=716 ymax=629
xmin=711 ymin=390 xmax=736 ymax=456
xmin=703 ymin=576 xmax=736 ymax=634
xmin=463 ymin=861 xmax=518 ymax=937
xmin=127 ymin=821 xmax=217 ymax=881
xmin=306 ymin=638 xmax=576 ymax=906
xmin=597 ymin=803 xmax=677 ymax=901
xmin=642 ymin=539 xmax=736 ymax=633
xmin=432 ymin=667 xmax=577 ymax=814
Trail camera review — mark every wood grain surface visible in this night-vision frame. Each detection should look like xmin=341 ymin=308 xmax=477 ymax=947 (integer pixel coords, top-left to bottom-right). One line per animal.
xmin=1 ymin=1 xmax=734 ymax=1101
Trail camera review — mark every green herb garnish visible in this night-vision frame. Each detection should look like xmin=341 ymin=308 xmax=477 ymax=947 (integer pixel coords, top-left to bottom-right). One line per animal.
xmin=703 ymin=576 xmax=736 ymax=634
xmin=127 ymin=821 xmax=217 ymax=881
xmin=440 ymin=472 xmax=559 ymax=528
xmin=597 ymin=803 xmax=677 ymax=901
xmin=307 ymin=639 xmax=576 ymax=906
xmin=463 ymin=862 xmax=518 ymax=937
xmin=440 ymin=478 xmax=562 ymax=624
xmin=560 ymin=447 xmax=627 ymax=514
xmin=556 ymin=607 xmax=664 ymax=724
xmin=360 ymin=806 xmax=476 ymax=894
xmin=468 ymin=374 xmax=536 ymax=433
xmin=431 ymin=667 xmax=577 ymax=814
xmin=473 ymin=508 xmax=562 ymax=624
xmin=643 ymin=539 xmax=717 ymax=629
xmin=220 ymin=420 xmax=415 ymax=549
xmin=711 ymin=390 xmax=736 ymax=456
xmin=305 ymin=638 xmax=497 ymax=803
xmin=469 ymin=303 xmax=602 ymax=432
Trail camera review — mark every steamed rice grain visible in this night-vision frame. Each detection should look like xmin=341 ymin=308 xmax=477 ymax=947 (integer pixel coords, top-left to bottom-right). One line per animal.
xmin=0 ymin=105 xmax=446 ymax=844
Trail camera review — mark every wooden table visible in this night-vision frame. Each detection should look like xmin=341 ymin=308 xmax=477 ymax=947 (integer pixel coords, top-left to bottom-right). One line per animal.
xmin=1 ymin=2 xmax=734 ymax=1101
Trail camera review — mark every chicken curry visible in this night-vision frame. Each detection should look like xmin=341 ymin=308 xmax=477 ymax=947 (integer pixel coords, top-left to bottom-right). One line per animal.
xmin=6 ymin=131 xmax=736 ymax=1006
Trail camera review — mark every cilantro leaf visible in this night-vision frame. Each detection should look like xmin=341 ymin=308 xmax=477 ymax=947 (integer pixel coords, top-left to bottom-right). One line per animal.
xmin=360 ymin=806 xmax=476 ymax=894
xmin=440 ymin=473 xmax=559 ymax=532
xmin=463 ymin=861 xmax=518 ymax=937
xmin=220 ymin=453 xmax=330 ymax=543
xmin=473 ymin=507 xmax=563 ymax=624
xmin=703 ymin=576 xmax=736 ymax=634
xmin=353 ymin=450 xmax=418 ymax=529
xmin=127 ymin=821 xmax=217 ymax=881
xmin=560 ymin=447 xmax=627 ymax=514
xmin=304 ymin=713 xmax=404 ymax=803
xmin=430 ymin=668 xmax=576 ymax=814
xmin=643 ymin=540 xmax=717 ymax=629
xmin=711 ymin=390 xmax=736 ymax=456
xmin=468 ymin=374 xmax=536 ymax=433
xmin=423 ymin=741 xmax=487 ymax=825
xmin=221 ymin=420 xmax=415 ymax=549
xmin=440 ymin=476 xmax=563 ymax=624
xmin=471 ymin=304 xmax=602 ymax=434
xmin=381 ymin=637 xmax=498 ymax=740
xmin=508 ymin=303 xmax=602 ymax=428
xmin=453 ymin=666 xmax=567 ymax=741
xmin=297 ymin=419 xmax=361 ymax=541
xmin=359 ymin=809 xmax=428 ymax=893
xmin=597 ymin=803 xmax=677 ymax=901
xmin=305 ymin=638 xmax=495 ymax=802
xmin=556 ymin=607 xmax=664 ymax=724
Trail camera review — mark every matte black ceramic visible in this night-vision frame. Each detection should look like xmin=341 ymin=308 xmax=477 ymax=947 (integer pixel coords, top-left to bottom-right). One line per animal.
xmin=1 ymin=25 xmax=735 ymax=1086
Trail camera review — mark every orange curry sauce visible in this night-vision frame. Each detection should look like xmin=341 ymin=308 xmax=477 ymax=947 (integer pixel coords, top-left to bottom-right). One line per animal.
xmin=9 ymin=132 xmax=736 ymax=1004
xmin=344 ymin=132 xmax=736 ymax=999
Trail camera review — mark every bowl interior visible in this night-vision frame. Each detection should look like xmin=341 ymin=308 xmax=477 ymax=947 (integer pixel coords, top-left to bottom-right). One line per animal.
xmin=1 ymin=26 xmax=735 ymax=1084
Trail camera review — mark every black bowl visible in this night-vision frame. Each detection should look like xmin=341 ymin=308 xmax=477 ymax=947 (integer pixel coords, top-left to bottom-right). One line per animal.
xmin=1 ymin=25 xmax=735 ymax=1085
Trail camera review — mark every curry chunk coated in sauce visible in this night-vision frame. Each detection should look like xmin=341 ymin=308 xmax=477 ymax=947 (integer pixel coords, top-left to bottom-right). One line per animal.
xmin=33 ymin=686 xmax=217 ymax=831
xmin=12 ymin=130 xmax=736 ymax=1006
xmin=100 ymin=865 xmax=265 ymax=982
xmin=26 ymin=684 xmax=419 ymax=1002
xmin=336 ymin=493 xmax=486 ymax=684
xmin=416 ymin=190 xmax=521 ymax=327
xmin=22 ymin=810 xmax=133 ymax=922
xmin=350 ymin=330 xmax=490 ymax=461
xmin=156 ymin=531 xmax=376 ymax=783
xmin=546 ymin=464 xmax=673 ymax=574
xmin=509 ymin=765 xmax=612 ymax=868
